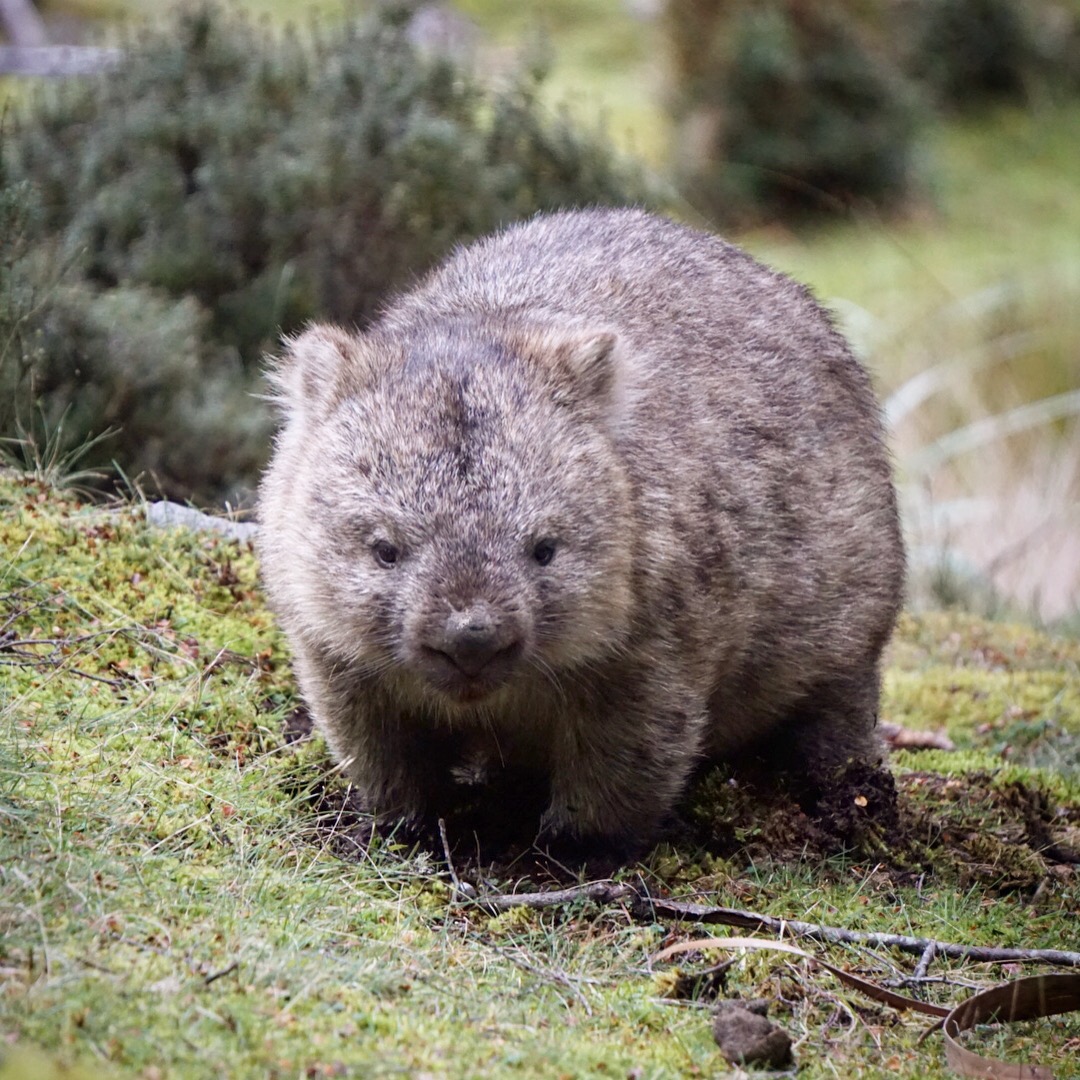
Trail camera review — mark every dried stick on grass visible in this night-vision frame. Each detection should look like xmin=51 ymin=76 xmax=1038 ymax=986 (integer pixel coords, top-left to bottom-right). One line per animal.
xmin=466 ymin=881 xmax=1080 ymax=968
xmin=438 ymin=819 xmax=476 ymax=901
xmin=490 ymin=946 xmax=598 ymax=1016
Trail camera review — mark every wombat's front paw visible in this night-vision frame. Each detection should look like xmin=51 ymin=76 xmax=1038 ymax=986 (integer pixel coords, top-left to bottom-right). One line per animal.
xmin=357 ymin=780 xmax=438 ymax=840
xmin=537 ymin=804 xmax=655 ymax=869
xmin=366 ymin=803 xmax=430 ymax=845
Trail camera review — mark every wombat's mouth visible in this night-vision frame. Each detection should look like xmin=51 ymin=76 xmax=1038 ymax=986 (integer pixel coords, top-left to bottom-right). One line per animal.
xmin=417 ymin=643 xmax=524 ymax=703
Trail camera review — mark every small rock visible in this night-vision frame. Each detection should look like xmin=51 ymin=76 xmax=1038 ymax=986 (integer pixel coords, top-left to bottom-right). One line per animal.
xmin=144 ymin=500 xmax=258 ymax=542
xmin=711 ymin=1000 xmax=793 ymax=1069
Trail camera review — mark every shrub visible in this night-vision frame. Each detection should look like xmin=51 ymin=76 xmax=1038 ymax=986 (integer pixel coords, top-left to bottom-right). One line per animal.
xmin=901 ymin=0 xmax=1036 ymax=108
xmin=665 ymin=0 xmax=918 ymax=223
xmin=0 ymin=157 xmax=41 ymax=438
xmin=897 ymin=0 xmax=1080 ymax=109
xmin=2 ymin=2 xmax=651 ymax=503
xmin=25 ymin=283 xmax=270 ymax=499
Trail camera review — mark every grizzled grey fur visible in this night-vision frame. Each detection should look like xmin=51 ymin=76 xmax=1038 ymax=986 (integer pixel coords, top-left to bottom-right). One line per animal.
xmin=257 ymin=208 xmax=904 ymax=849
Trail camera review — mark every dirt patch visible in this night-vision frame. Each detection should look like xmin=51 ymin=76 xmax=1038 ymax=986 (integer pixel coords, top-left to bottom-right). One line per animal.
xmin=686 ymin=764 xmax=1078 ymax=893
xmin=684 ymin=761 xmax=903 ymax=865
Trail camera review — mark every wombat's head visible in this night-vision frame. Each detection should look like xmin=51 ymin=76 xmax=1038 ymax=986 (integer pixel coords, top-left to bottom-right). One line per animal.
xmin=259 ymin=321 xmax=636 ymax=706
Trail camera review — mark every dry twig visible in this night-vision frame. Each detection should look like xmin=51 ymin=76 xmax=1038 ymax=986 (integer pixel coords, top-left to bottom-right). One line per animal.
xmin=490 ymin=946 xmax=599 ymax=1016
xmin=466 ymin=881 xmax=1080 ymax=968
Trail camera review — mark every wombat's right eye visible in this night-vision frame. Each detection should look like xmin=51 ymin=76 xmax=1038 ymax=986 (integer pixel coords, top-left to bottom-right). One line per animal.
xmin=372 ymin=541 xmax=399 ymax=568
xmin=532 ymin=539 xmax=557 ymax=566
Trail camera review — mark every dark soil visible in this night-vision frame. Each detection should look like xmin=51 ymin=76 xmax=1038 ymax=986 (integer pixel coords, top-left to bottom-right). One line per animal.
xmin=686 ymin=762 xmax=1079 ymax=893
xmin=711 ymin=1000 xmax=793 ymax=1069
xmin=683 ymin=761 xmax=903 ymax=865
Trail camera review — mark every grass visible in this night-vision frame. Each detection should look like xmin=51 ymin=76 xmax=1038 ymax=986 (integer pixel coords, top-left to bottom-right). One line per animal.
xmin=451 ymin=0 xmax=669 ymax=165
xmin=1 ymin=469 xmax=1079 ymax=1078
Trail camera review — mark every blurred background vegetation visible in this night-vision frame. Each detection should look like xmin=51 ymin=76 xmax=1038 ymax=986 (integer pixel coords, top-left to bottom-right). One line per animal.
xmin=1 ymin=0 xmax=1078 ymax=626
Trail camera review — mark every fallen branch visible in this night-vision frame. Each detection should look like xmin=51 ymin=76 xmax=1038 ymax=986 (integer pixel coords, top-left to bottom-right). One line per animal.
xmin=0 ymin=45 xmax=123 ymax=76
xmin=913 ymin=941 xmax=937 ymax=980
xmin=202 ymin=960 xmax=239 ymax=986
xmin=469 ymin=881 xmax=1080 ymax=968
xmin=438 ymin=818 xmax=476 ymax=901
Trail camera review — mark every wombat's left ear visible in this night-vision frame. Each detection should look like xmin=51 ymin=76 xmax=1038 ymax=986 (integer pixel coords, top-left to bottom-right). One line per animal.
xmin=549 ymin=331 xmax=619 ymax=408
xmin=266 ymin=324 xmax=377 ymax=417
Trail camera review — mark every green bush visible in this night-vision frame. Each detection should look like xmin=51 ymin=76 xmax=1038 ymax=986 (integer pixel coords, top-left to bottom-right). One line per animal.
xmin=898 ymin=0 xmax=1080 ymax=109
xmin=903 ymin=0 xmax=1036 ymax=108
xmin=0 ymin=160 xmax=40 ymax=438
xmin=25 ymin=283 xmax=270 ymax=499
xmin=2 ymin=2 xmax=651 ymax=503
xmin=666 ymin=0 xmax=918 ymax=223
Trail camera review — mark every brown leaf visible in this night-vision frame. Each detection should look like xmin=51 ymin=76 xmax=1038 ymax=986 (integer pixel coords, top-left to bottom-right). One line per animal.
xmin=939 ymin=974 xmax=1080 ymax=1078
xmin=881 ymin=722 xmax=956 ymax=751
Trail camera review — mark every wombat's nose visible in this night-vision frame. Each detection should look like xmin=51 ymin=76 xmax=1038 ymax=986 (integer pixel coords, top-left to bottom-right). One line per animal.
xmin=440 ymin=608 xmax=513 ymax=676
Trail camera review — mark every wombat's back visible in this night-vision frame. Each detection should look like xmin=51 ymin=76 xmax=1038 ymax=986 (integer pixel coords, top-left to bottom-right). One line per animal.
xmin=386 ymin=208 xmax=853 ymax=393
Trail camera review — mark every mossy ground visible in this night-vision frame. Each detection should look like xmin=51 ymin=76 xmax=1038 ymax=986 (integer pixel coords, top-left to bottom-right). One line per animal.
xmin=1 ymin=469 xmax=1078 ymax=1079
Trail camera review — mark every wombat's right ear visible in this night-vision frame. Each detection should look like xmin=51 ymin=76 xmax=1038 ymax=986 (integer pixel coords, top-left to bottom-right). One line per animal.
xmin=265 ymin=324 xmax=375 ymax=417
xmin=548 ymin=331 xmax=619 ymax=409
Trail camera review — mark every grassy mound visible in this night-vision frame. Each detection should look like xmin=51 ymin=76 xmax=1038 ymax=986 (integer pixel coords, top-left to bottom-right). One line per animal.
xmin=1 ymin=470 xmax=1077 ymax=1078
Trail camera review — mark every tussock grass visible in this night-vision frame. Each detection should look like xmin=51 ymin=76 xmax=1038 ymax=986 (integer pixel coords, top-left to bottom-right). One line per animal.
xmin=2 ymin=470 xmax=1079 ymax=1078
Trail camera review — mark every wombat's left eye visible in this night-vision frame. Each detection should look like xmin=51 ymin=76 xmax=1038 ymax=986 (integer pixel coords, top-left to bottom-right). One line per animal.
xmin=372 ymin=540 xmax=399 ymax=568
xmin=532 ymin=539 xmax=557 ymax=566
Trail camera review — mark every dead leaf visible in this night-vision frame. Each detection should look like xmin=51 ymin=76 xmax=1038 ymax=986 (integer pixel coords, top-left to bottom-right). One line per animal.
xmin=881 ymin=722 xmax=956 ymax=751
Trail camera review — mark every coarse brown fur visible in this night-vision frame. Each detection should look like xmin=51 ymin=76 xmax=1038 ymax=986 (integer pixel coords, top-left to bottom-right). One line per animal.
xmin=257 ymin=208 xmax=905 ymax=854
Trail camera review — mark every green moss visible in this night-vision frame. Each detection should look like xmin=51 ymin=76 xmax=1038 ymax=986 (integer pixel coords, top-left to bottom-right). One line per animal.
xmin=884 ymin=611 xmax=1080 ymax=780
xmin=0 ymin=1046 xmax=112 ymax=1080
xmin=484 ymin=906 xmax=541 ymax=937
xmin=889 ymin=610 xmax=1080 ymax=671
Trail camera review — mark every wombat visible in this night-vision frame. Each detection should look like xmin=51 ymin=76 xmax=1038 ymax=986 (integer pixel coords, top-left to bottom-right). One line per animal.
xmin=257 ymin=208 xmax=904 ymax=852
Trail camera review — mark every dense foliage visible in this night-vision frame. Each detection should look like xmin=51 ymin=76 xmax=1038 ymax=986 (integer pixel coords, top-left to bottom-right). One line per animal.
xmin=0 ymin=158 xmax=38 ymax=441
xmin=666 ymin=0 xmax=917 ymax=222
xmin=665 ymin=0 xmax=1080 ymax=223
xmin=901 ymin=0 xmax=1080 ymax=109
xmin=0 ymin=2 xmax=651 ymax=504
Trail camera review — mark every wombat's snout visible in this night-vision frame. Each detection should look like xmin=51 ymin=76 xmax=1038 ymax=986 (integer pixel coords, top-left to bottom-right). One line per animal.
xmin=420 ymin=604 xmax=524 ymax=698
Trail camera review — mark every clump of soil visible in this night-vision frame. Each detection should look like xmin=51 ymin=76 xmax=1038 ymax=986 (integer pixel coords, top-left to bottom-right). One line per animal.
xmin=686 ymin=762 xmax=1078 ymax=893
xmin=684 ymin=761 xmax=902 ymax=865
xmin=711 ymin=999 xmax=793 ymax=1070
